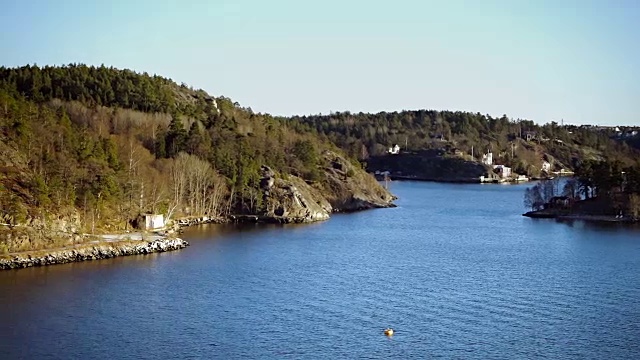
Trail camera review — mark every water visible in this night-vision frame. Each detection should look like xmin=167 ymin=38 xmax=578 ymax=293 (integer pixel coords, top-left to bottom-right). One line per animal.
xmin=1 ymin=181 xmax=640 ymax=359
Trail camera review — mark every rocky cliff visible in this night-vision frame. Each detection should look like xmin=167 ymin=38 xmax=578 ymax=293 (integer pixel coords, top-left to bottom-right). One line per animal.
xmin=260 ymin=171 xmax=332 ymax=223
xmin=320 ymin=151 xmax=397 ymax=211
xmin=254 ymin=152 xmax=396 ymax=223
xmin=0 ymin=237 xmax=189 ymax=270
xmin=0 ymin=210 xmax=85 ymax=253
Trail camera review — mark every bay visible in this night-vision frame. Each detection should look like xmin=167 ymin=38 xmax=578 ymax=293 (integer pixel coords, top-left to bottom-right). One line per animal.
xmin=1 ymin=181 xmax=640 ymax=359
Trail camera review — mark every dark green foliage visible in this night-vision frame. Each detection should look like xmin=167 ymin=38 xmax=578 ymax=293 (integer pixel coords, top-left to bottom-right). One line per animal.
xmin=293 ymin=139 xmax=318 ymax=168
xmin=186 ymin=121 xmax=208 ymax=158
xmin=575 ymin=159 xmax=629 ymax=198
xmin=164 ymin=117 xmax=187 ymax=158
xmin=0 ymin=64 xmax=177 ymax=113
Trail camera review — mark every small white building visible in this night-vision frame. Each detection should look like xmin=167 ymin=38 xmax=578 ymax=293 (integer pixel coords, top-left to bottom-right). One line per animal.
xmin=482 ymin=151 xmax=493 ymax=166
xmin=493 ymin=165 xmax=512 ymax=179
xmin=542 ymin=161 xmax=552 ymax=173
xmin=144 ymin=214 xmax=165 ymax=231
xmin=388 ymin=144 xmax=400 ymax=155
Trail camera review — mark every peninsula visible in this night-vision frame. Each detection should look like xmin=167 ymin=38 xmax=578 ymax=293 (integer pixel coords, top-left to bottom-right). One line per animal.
xmin=0 ymin=64 xmax=395 ymax=268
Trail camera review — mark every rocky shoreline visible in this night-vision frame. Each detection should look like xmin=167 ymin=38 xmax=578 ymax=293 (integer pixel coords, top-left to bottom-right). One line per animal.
xmin=0 ymin=151 xmax=395 ymax=270
xmin=0 ymin=237 xmax=189 ymax=270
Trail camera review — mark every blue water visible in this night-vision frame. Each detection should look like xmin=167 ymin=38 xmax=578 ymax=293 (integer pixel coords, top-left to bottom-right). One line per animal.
xmin=1 ymin=181 xmax=640 ymax=359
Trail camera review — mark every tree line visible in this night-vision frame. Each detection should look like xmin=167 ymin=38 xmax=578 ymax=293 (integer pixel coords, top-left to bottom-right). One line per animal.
xmin=286 ymin=110 xmax=638 ymax=177
xmin=523 ymin=160 xmax=640 ymax=218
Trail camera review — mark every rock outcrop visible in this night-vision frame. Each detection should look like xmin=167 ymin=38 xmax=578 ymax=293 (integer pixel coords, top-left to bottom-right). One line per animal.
xmin=259 ymin=171 xmax=332 ymax=223
xmin=320 ymin=151 xmax=397 ymax=212
xmin=0 ymin=237 xmax=189 ymax=270
xmin=248 ymin=153 xmax=396 ymax=223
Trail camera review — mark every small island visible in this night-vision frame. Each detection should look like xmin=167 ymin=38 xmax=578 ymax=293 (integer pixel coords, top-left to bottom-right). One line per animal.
xmin=523 ymin=160 xmax=640 ymax=223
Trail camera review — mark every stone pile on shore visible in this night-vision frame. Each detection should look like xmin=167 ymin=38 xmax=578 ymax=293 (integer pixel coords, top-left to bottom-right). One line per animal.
xmin=0 ymin=237 xmax=189 ymax=270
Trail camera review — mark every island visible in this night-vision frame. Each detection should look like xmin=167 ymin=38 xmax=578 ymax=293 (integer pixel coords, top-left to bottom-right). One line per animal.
xmin=522 ymin=160 xmax=640 ymax=223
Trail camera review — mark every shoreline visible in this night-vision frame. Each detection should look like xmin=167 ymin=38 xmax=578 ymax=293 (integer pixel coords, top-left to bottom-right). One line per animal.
xmin=386 ymin=176 xmax=531 ymax=185
xmin=0 ymin=203 xmax=396 ymax=269
xmin=0 ymin=236 xmax=189 ymax=270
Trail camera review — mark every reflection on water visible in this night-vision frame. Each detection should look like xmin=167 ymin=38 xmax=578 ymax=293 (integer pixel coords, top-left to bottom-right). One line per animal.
xmin=557 ymin=219 xmax=640 ymax=233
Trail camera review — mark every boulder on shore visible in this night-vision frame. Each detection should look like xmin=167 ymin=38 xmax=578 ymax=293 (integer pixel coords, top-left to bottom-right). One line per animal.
xmin=260 ymin=175 xmax=332 ymax=223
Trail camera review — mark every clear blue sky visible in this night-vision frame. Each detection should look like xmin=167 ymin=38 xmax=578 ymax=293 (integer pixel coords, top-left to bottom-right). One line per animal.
xmin=1 ymin=0 xmax=638 ymax=125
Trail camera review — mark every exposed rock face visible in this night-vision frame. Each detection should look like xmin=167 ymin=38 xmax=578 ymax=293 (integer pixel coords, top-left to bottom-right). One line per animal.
xmin=260 ymin=175 xmax=332 ymax=223
xmin=320 ymin=151 xmax=397 ymax=212
xmin=1 ymin=211 xmax=84 ymax=253
xmin=0 ymin=237 xmax=189 ymax=270
xmin=260 ymin=165 xmax=276 ymax=191
xmin=251 ymin=152 xmax=396 ymax=223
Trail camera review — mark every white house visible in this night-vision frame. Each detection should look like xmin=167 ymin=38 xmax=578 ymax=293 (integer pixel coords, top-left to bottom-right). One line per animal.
xmin=493 ymin=165 xmax=512 ymax=179
xmin=388 ymin=144 xmax=400 ymax=155
xmin=144 ymin=214 xmax=165 ymax=231
xmin=482 ymin=151 xmax=493 ymax=166
xmin=542 ymin=161 xmax=551 ymax=173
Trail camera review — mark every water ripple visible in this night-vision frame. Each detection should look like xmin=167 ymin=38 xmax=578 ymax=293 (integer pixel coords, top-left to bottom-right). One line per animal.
xmin=2 ymin=182 xmax=640 ymax=359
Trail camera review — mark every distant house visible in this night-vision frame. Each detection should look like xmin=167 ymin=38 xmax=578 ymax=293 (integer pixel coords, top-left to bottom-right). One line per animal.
xmin=143 ymin=214 xmax=165 ymax=231
xmin=544 ymin=196 xmax=571 ymax=210
xmin=388 ymin=144 xmax=400 ymax=155
xmin=482 ymin=151 xmax=493 ymax=166
xmin=541 ymin=161 xmax=552 ymax=173
xmin=493 ymin=165 xmax=512 ymax=178
xmin=523 ymin=131 xmax=537 ymax=142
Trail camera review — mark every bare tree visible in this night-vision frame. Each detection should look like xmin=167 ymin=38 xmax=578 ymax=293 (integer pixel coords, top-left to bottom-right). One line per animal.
xmin=542 ymin=179 xmax=555 ymax=203
xmin=524 ymin=182 xmax=547 ymax=211
xmin=563 ymin=178 xmax=580 ymax=200
xmin=166 ymin=152 xmax=228 ymax=222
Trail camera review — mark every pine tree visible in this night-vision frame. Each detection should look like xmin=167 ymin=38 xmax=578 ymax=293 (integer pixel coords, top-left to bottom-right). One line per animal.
xmin=165 ymin=116 xmax=187 ymax=157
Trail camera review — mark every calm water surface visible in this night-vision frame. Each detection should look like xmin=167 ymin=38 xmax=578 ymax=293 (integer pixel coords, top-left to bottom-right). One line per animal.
xmin=1 ymin=182 xmax=640 ymax=359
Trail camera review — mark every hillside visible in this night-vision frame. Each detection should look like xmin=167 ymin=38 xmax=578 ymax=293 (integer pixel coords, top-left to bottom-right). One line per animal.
xmin=0 ymin=64 xmax=395 ymax=253
xmin=287 ymin=111 xmax=640 ymax=177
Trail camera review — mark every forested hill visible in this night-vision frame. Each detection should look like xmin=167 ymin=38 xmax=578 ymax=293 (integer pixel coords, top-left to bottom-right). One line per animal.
xmin=0 ymin=64 xmax=394 ymax=252
xmin=0 ymin=64 xmax=199 ymax=114
xmin=288 ymin=111 xmax=639 ymax=176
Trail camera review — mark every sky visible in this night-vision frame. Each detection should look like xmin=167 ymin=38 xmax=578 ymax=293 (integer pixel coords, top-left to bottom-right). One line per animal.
xmin=1 ymin=0 xmax=639 ymax=125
